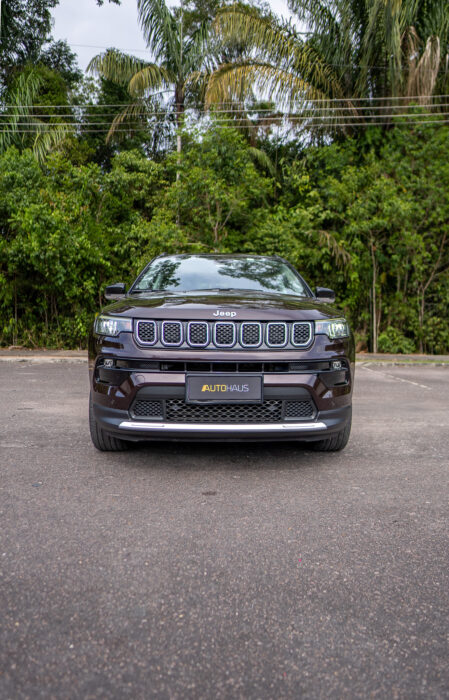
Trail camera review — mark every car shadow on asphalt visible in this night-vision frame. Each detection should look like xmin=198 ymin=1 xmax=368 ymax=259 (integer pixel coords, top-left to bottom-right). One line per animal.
xmin=125 ymin=439 xmax=340 ymax=470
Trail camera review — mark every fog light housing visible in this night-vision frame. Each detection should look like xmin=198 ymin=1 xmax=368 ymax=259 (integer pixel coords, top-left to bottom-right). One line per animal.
xmin=331 ymin=360 xmax=343 ymax=370
xmin=103 ymin=358 xmax=115 ymax=368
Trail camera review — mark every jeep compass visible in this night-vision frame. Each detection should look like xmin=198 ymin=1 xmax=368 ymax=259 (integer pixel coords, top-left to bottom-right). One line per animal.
xmin=89 ymin=254 xmax=354 ymax=451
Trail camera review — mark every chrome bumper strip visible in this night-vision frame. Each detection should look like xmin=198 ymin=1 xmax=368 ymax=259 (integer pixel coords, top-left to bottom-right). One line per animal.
xmin=118 ymin=420 xmax=327 ymax=432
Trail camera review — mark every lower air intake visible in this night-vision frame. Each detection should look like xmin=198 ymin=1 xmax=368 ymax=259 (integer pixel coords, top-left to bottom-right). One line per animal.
xmin=132 ymin=400 xmax=163 ymax=418
xmin=284 ymin=400 xmax=314 ymax=419
xmin=165 ymin=399 xmax=282 ymax=423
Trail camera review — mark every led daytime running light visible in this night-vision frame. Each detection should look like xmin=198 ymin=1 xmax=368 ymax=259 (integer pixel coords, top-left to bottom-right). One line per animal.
xmin=315 ymin=318 xmax=349 ymax=339
xmin=94 ymin=314 xmax=132 ymax=336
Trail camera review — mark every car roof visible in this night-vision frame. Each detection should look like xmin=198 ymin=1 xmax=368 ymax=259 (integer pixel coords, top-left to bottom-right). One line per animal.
xmin=153 ymin=253 xmax=288 ymax=263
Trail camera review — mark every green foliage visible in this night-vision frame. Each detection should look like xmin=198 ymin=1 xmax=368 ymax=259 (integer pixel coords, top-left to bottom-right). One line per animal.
xmin=0 ymin=125 xmax=448 ymax=352
xmin=378 ymin=327 xmax=415 ymax=354
xmin=162 ymin=127 xmax=272 ymax=248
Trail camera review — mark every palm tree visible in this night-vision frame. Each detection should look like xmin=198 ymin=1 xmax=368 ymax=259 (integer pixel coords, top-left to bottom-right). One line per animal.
xmin=88 ymin=0 xmax=211 ymax=155
xmin=205 ymin=0 xmax=449 ymax=134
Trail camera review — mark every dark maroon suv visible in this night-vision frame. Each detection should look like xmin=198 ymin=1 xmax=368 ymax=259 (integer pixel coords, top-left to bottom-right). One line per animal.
xmin=89 ymin=254 xmax=354 ymax=451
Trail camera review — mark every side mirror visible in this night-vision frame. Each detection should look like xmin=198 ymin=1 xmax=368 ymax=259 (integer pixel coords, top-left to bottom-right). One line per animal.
xmin=105 ymin=282 xmax=127 ymax=300
xmin=315 ymin=287 xmax=335 ymax=303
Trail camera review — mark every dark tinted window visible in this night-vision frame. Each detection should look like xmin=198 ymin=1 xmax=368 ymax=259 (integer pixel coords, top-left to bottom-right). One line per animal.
xmin=132 ymin=256 xmax=309 ymax=296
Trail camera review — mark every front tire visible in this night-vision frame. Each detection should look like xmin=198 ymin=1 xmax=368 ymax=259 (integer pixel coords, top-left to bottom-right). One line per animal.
xmin=311 ymin=409 xmax=352 ymax=452
xmin=89 ymin=392 xmax=131 ymax=452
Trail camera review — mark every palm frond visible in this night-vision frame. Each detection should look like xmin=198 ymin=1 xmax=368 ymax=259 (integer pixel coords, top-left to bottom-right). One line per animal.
xmin=33 ymin=124 xmax=72 ymax=164
xmin=206 ymin=60 xmax=341 ymax=109
xmin=248 ymin=146 xmax=276 ymax=175
xmin=88 ymin=50 xmax=149 ymax=86
xmin=0 ymin=71 xmax=42 ymax=152
xmin=106 ymin=101 xmax=149 ymax=142
xmin=406 ymin=31 xmax=441 ymax=103
xmin=137 ymin=0 xmax=179 ymax=66
xmin=128 ymin=64 xmax=172 ymax=96
xmin=214 ymin=7 xmax=304 ymax=70
xmin=0 ymin=71 xmax=73 ymax=162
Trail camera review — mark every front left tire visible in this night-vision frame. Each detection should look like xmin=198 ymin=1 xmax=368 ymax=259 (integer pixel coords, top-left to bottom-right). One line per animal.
xmin=89 ymin=392 xmax=131 ymax=452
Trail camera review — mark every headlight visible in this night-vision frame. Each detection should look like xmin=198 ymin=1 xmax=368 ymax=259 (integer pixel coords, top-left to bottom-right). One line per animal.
xmin=315 ymin=318 xmax=349 ymax=339
xmin=94 ymin=314 xmax=132 ymax=336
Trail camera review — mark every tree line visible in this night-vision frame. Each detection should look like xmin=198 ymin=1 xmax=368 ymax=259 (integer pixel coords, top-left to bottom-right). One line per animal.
xmin=0 ymin=0 xmax=448 ymax=352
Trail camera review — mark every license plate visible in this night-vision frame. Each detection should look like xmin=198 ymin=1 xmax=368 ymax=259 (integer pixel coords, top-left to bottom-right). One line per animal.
xmin=186 ymin=374 xmax=263 ymax=403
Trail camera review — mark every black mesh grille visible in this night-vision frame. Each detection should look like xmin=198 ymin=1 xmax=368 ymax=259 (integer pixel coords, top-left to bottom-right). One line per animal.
xmin=162 ymin=322 xmax=182 ymax=345
xmin=132 ymin=400 xmax=163 ymax=418
xmin=284 ymin=400 xmax=314 ymax=418
xmin=241 ymin=323 xmax=261 ymax=346
xmin=267 ymin=323 xmax=287 ymax=346
xmin=215 ymin=323 xmax=235 ymax=346
xmin=165 ymin=399 xmax=282 ymax=423
xmin=188 ymin=322 xmax=208 ymax=346
xmin=137 ymin=321 xmax=156 ymax=344
xmin=292 ymin=323 xmax=311 ymax=345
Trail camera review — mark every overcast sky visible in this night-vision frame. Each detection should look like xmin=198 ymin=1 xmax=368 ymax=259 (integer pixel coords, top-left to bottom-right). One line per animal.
xmin=51 ymin=0 xmax=293 ymax=72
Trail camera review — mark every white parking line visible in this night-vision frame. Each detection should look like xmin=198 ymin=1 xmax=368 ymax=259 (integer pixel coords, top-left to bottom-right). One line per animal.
xmin=359 ymin=364 xmax=432 ymax=390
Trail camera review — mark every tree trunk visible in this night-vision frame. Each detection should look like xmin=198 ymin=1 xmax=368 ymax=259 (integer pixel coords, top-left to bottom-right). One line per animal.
xmin=175 ymin=84 xmax=185 ymax=183
xmin=418 ymin=287 xmax=425 ymax=353
xmin=370 ymin=240 xmax=378 ymax=353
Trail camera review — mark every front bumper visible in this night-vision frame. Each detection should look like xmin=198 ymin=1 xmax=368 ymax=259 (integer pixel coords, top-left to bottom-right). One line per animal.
xmin=89 ymin=333 xmax=354 ymax=443
xmin=91 ymin=380 xmax=352 ymax=443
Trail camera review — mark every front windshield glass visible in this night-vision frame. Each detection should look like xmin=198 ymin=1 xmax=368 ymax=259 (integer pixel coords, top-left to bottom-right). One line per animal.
xmin=132 ymin=256 xmax=310 ymax=296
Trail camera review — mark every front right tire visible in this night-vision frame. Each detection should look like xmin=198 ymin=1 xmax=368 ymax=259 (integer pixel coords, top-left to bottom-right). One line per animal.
xmin=311 ymin=408 xmax=352 ymax=452
xmin=89 ymin=392 xmax=131 ymax=452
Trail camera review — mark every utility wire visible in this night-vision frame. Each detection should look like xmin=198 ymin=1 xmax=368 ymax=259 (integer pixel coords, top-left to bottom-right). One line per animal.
xmin=2 ymin=112 xmax=449 ymax=126
xmin=3 ymin=103 xmax=449 ymax=118
xmin=4 ymin=95 xmax=449 ymax=109
xmin=3 ymin=119 xmax=449 ymax=133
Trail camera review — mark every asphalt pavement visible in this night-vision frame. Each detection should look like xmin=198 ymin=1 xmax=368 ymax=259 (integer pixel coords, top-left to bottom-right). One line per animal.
xmin=0 ymin=361 xmax=448 ymax=699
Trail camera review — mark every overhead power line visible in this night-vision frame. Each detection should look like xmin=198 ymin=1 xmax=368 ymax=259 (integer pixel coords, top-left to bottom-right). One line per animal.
xmin=2 ymin=112 xmax=449 ymax=126
xmin=4 ymin=94 xmax=449 ymax=109
xmin=3 ymin=102 xmax=449 ymax=118
xmin=2 ymin=118 xmax=449 ymax=134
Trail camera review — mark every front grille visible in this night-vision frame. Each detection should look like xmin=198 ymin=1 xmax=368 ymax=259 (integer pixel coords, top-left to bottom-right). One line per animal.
xmin=135 ymin=319 xmax=314 ymax=350
xmin=267 ymin=323 xmax=287 ymax=347
xmin=214 ymin=322 xmax=236 ymax=347
xmin=165 ymin=399 xmax=282 ymax=423
xmin=132 ymin=400 xmax=163 ymax=418
xmin=136 ymin=320 xmax=156 ymax=345
xmin=162 ymin=321 xmax=182 ymax=346
xmin=284 ymin=400 xmax=314 ymax=418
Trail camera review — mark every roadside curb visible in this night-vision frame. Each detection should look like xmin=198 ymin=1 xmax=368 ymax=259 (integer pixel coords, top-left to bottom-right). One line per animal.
xmin=0 ymin=353 xmax=87 ymax=363
xmin=356 ymin=360 xmax=449 ymax=367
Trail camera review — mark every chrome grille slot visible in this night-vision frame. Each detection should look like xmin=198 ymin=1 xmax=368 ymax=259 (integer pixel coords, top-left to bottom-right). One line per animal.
xmin=188 ymin=321 xmax=209 ymax=347
xmin=214 ymin=322 xmax=236 ymax=347
xmin=162 ymin=321 xmax=183 ymax=346
xmin=241 ymin=322 xmax=262 ymax=347
xmin=292 ymin=322 xmax=312 ymax=346
xmin=266 ymin=322 xmax=287 ymax=347
xmin=136 ymin=320 xmax=157 ymax=345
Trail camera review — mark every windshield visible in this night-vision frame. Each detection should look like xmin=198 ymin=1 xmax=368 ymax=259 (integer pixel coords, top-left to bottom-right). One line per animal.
xmin=131 ymin=256 xmax=310 ymax=296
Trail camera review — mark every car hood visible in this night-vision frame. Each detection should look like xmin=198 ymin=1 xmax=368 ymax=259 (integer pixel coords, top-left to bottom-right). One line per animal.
xmin=102 ymin=290 xmax=343 ymax=322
